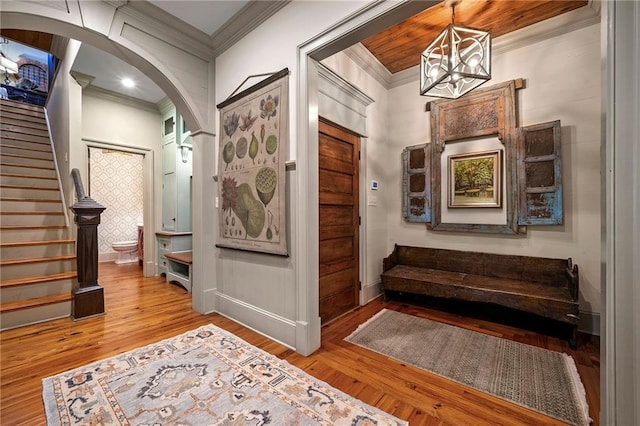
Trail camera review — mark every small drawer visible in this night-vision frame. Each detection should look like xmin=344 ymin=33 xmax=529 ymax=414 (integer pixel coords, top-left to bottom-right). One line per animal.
xmin=158 ymin=238 xmax=171 ymax=250
xmin=158 ymin=247 xmax=170 ymax=259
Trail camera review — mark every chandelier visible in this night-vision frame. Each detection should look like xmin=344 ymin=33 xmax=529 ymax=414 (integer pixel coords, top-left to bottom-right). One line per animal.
xmin=420 ymin=0 xmax=491 ymax=99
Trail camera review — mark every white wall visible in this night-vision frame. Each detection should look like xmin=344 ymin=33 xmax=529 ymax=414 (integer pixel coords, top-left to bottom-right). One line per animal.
xmin=386 ymin=24 xmax=602 ymax=322
xmin=214 ymin=1 xmax=368 ymax=348
xmin=47 ymin=39 xmax=82 ymax=211
xmin=81 ymin=94 xmax=161 ymax=147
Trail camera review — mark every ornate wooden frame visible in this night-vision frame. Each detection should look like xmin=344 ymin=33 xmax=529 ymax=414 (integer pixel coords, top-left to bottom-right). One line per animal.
xmin=429 ymin=80 xmax=523 ymax=234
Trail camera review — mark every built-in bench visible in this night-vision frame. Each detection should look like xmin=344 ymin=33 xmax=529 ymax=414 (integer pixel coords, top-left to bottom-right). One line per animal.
xmin=164 ymin=251 xmax=192 ymax=293
xmin=382 ymin=245 xmax=580 ymax=348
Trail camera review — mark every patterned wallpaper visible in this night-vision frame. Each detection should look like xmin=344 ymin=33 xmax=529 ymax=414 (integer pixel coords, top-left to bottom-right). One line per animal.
xmin=88 ymin=148 xmax=144 ymax=254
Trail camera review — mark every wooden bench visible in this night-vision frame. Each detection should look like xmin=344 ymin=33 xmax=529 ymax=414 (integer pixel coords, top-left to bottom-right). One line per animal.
xmin=164 ymin=251 xmax=192 ymax=293
xmin=382 ymin=245 xmax=580 ymax=348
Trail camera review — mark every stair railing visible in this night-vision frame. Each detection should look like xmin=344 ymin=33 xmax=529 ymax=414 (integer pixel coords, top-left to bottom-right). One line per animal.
xmin=70 ymin=168 xmax=106 ymax=319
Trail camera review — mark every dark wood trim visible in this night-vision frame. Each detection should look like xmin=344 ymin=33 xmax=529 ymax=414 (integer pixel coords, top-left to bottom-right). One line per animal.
xmin=216 ymin=68 xmax=290 ymax=110
xmin=429 ymin=80 xmax=523 ymax=234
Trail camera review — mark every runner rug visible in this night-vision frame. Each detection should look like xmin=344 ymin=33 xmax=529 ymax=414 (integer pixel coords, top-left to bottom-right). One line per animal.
xmin=345 ymin=309 xmax=591 ymax=426
xmin=42 ymin=324 xmax=406 ymax=425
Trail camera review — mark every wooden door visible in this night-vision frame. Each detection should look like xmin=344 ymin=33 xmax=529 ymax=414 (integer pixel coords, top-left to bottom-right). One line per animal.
xmin=318 ymin=119 xmax=360 ymax=324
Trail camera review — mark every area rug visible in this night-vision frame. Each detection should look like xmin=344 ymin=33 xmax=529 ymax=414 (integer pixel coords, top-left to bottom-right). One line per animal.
xmin=345 ymin=309 xmax=591 ymax=426
xmin=42 ymin=324 xmax=407 ymax=425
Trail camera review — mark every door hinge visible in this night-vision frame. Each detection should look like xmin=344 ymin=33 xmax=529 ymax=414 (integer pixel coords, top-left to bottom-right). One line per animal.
xmin=358 ymin=150 xmax=361 ymax=160
xmin=359 ymin=281 xmax=362 ymax=290
xmin=358 ymin=216 xmax=361 ymax=226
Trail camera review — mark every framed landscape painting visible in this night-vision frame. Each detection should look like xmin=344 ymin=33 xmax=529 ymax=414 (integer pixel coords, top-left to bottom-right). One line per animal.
xmin=448 ymin=149 xmax=502 ymax=208
xmin=216 ymin=69 xmax=289 ymax=256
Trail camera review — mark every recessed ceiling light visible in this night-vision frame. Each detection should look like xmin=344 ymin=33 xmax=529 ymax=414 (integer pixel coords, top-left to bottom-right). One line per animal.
xmin=122 ymin=78 xmax=135 ymax=88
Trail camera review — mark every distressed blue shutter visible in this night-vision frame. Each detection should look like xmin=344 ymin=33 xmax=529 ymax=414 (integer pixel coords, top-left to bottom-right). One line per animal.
xmin=518 ymin=120 xmax=563 ymax=225
xmin=402 ymin=143 xmax=431 ymax=223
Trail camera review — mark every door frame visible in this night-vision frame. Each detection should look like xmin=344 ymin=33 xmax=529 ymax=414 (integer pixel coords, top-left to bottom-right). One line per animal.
xmin=294 ymin=1 xmax=440 ymax=355
xmin=83 ymin=138 xmax=154 ymax=277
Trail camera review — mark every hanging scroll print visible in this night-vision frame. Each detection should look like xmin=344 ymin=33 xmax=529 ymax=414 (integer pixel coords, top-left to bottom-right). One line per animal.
xmin=216 ymin=69 xmax=289 ymax=256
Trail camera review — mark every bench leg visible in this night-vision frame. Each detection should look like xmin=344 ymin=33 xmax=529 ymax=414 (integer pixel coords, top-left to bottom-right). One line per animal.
xmin=569 ymin=325 xmax=578 ymax=350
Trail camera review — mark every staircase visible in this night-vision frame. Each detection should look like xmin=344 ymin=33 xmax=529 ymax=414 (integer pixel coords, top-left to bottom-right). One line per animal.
xmin=0 ymin=99 xmax=76 ymax=330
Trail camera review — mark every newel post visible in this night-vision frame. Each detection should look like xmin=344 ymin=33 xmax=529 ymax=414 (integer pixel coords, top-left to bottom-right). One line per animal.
xmin=70 ymin=169 xmax=106 ymax=319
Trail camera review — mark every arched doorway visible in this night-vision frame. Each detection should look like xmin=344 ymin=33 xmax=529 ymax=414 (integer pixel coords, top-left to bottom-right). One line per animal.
xmin=1 ymin=1 xmax=215 ymax=314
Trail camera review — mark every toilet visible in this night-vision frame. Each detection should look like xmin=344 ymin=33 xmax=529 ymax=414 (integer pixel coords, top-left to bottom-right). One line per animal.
xmin=111 ymin=240 xmax=138 ymax=264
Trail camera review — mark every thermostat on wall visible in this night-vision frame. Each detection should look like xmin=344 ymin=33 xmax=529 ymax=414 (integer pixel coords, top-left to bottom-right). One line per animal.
xmin=371 ymin=180 xmax=378 ymax=190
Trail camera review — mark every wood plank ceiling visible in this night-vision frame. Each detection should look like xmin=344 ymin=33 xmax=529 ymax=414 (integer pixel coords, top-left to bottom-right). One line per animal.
xmin=0 ymin=29 xmax=53 ymax=53
xmin=362 ymin=0 xmax=588 ymax=74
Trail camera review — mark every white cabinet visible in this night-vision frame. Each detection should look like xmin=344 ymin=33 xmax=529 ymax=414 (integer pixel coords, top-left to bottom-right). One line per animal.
xmin=157 ymin=99 xmax=193 ymax=277
xmin=156 ymin=232 xmax=192 ymax=276
xmin=159 ymin=100 xmax=192 ymax=233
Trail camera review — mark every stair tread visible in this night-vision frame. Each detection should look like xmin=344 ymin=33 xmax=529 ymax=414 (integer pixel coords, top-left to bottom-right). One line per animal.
xmin=0 ymin=144 xmax=52 ymax=154
xmin=0 ymin=197 xmax=61 ymax=203
xmin=0 ymin=185 xmax=59 ymax=190
xmin=1 ymin=120 xmax=47 ymax=128
xmin=0 ymin=225 xmax=66 ymax=230
xmin=0 ymin=239 xmax=75 ymax=248
xmin=0 ymin=292 xmax=72 ymax=313
xmin=0 ymin=271 xmax=77 ymax=288
xmin=0 ymin=162 xmax=55 ymax=171
xmin=1 ymin=211 xmax=64 ymax=215
xmin=0 ymin=173 xmax=56 ymax=180
xmin=0 ymin=254 xmax=75 ymax=266
xmin=0 ymin=153 xmax=54 ymax=162
xmin=0 ymin=99 xmax=45 ymax=111
xmin=0 ymin=136 xmax=50 ymax=146
xmin=0 ymin=129 xmax=49 ymax=138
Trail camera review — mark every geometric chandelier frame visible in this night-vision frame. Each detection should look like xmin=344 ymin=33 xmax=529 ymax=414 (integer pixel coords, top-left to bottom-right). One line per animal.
xmin=420 ymin=0 xmax=491 ymax=99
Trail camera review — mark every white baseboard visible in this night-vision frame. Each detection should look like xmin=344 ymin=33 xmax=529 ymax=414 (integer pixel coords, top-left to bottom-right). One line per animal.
xmin=362 ymin=281 xmax=383 ymax=304
xmin=143 ymin=260 xmax=155 ymax=277
xmin=201 ymin=287 xmax=217 ymax=314
xmin=579 ymin=310 xmax=600 ymax=336
xmin=215 ymin=292 xmax=296 ymax=350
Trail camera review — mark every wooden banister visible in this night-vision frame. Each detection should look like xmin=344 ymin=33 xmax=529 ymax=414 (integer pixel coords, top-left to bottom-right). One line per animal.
xmin=70 ymin=168 xmax=106 ymax=319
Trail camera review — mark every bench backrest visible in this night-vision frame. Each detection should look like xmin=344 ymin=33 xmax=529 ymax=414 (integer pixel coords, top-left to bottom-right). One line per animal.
xmin=395 ymin=245 xmax=569 ymax=286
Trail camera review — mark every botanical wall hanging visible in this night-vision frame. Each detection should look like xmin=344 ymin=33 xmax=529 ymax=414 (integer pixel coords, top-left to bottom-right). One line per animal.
xmin=216 ymin=69 xmax=289 ymax=256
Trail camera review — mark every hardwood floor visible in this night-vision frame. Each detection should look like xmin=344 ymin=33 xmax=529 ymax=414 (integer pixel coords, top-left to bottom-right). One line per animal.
xmin=0 ymin=262 xmax=600 ymax=425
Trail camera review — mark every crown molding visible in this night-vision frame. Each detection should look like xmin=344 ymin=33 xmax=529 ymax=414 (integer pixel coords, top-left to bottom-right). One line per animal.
xmin=70 ymin=70 xmax=95 ymax=88
xmin=342 ymin=43 xmax=392 ymax=89
xmin=492 ymin=2 xmax=600 ymax=56
xmin=390 ymin=66 xmax=419 ymax=89
xmin=346 ymin=4 xmax=602 ymax=90
xmin=318 ymin=63 xmax=374 ymax=107
xmin=211 ymin=0 xmax=291 ymax=57
xmin=84 ymin=85 xmax=160 ymax=114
